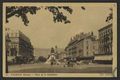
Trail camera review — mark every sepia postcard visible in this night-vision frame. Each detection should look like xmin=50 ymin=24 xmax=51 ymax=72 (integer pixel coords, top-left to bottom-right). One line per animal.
xmin=2 ymin=3 xmax=117 ymax=77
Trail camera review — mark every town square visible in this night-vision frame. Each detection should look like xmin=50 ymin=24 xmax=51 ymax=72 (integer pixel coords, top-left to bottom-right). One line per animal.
xmin=3 ymin=3 xmax=117 ymax=76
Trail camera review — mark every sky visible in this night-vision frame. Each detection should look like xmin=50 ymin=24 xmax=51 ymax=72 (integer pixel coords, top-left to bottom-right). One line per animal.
xmin=5 ymin=3 xmax=113 ymax=49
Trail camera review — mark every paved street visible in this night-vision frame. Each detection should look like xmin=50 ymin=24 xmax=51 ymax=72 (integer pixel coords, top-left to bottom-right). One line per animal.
xmin=8 ymin=63 xmax=112 ymax=73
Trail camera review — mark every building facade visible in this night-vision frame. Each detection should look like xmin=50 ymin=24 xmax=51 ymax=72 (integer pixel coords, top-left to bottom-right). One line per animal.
xmin=65 ymin=32 xmax=98 ymax=61
xmin=98 ymin=23 xmax=112 ymax=55
xmin=93 ymin=39 xmax=99 ymax=55
xmin=5 ymin=28 xmax=34 ymax=64
xmin=94 ymin=23 xmax=113 ymax=64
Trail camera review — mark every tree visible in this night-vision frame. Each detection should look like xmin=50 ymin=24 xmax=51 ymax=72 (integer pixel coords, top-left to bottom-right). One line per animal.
xmin=6 ymin=6 xmax=73 ymax=26
xmin=37 ymin=56 xmax=47 ymax=62
xmin=106 ymin=8 xmax=113 ymax=22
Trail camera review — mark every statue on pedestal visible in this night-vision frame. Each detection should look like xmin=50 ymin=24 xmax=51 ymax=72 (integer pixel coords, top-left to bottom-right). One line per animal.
xmin=45 ymin=46 xmax=60 ymax=65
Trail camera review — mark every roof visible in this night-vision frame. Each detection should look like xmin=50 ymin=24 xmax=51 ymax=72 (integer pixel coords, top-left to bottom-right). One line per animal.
xmin=98 ymin=23 xmax=112 ymax=32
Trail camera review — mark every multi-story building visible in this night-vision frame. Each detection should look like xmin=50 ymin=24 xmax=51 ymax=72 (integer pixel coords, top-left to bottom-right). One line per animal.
xmin=65 ymin=32 xmax=97 ymax=61
xmin=5 ymin=28 xmax=34 ymax=64
xmin=94 ymin=23 xmax=112 ymax=64
xmin=93 ymin=39 xmax=99 ymax=55
xmin=98 ymin=23 xmax=112 ymax=55
xmin=5 ymin=32 xmax=11 ymax=56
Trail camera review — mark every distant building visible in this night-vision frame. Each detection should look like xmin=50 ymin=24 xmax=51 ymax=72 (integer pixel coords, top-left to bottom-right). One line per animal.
xmin=93 ymin=39 xmax=99 ymax=55
xmin=5 ymin=28 xmax=34 ymax=64
xmin=57 ymin=51 xmax=67 ymax=63
xmin=94 ymin=23 xmax=113 ymax=64
xmin=65 ymin=32 xmax=97 ymax=61
xmin=58 ymin=51 xmax=67 ymax=60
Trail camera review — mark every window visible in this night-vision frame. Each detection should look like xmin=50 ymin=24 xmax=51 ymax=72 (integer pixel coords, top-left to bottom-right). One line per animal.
xmin=93 ymin=46 xmax=95 ymax=49
xmin=86 ymin=41 xmax=88 ymax=45
xmin=87 ymin=52 xmax=88 ymax=56
xmin=16 ymin=33 xmax=18 ymax=37
xmin=11 ymin=33 xmax=14 ymax=37
xmin=86 ymin=46 xmax=88 ymax=49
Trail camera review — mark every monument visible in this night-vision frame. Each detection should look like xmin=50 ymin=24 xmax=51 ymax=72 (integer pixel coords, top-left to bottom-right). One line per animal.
xmin=45 ymin=47 xmax=60 ymax=65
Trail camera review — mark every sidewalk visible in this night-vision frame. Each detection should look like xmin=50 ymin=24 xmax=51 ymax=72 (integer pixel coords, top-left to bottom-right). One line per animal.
xmin=8 ymin=63 xmax=112 ymax=73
